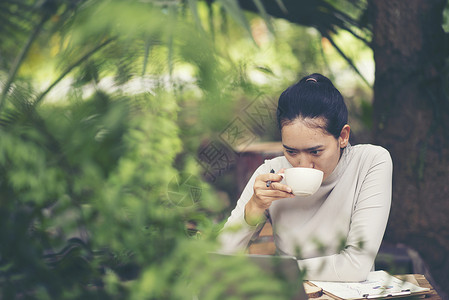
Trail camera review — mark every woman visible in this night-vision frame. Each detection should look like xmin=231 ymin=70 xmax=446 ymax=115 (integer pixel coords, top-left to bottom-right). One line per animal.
xmin=219 ymin=73 xmax=392 ymax=282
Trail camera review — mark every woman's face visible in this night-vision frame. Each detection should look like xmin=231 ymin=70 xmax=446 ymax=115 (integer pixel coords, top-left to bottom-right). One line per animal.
xmin=281 ymin=117 xmax=350 ymax=181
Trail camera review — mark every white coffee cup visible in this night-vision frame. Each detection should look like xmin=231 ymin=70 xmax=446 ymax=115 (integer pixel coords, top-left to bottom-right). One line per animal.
xmin=280 ymin=167 xmax=324 ymax=197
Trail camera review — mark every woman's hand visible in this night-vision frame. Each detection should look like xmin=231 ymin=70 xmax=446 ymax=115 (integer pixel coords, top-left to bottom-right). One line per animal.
xmin=244 ymin=170 xmax=294 ymax=225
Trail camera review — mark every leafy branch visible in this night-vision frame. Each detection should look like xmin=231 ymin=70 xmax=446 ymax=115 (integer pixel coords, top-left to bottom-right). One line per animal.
xmin=0 ymin=12 xmax=50 ymax=113
xmin=34 ymin=38 xmax=115 ymax=106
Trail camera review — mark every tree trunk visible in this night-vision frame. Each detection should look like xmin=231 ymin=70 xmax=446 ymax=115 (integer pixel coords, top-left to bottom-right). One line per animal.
xmin=370 ymin=0 xmax=449 ymax=292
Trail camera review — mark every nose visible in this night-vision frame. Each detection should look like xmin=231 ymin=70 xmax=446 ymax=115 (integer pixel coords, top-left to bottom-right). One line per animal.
xmin=296 ymin=154 xmax=314 ymax=168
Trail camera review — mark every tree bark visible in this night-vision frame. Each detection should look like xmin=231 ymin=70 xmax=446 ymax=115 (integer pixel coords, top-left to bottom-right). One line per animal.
xmin=369 ymin=0 xmax=449 ymax=292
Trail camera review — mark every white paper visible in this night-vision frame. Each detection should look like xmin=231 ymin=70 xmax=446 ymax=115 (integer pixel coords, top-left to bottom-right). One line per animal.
xmin=310 ymin=271 xmax=430 ymax=299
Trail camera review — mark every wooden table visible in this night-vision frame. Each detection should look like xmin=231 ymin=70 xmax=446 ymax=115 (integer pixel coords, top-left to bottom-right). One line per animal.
xmin=412 ymin=274 xmax=441 ymax=300
xmin=304 ymin=274 xmax=441 ymax=300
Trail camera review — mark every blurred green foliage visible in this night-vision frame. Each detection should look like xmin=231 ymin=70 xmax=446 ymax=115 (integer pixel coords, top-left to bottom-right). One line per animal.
xmin=0 ymin=0 xmax=374 ymax=298
xmin=0 ymin=0 xmax=300 ymax=299
xmin=0 ymin=67 xmax=292 ymax=299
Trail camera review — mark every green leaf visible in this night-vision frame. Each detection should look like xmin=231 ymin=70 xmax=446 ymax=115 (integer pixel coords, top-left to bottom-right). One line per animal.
xmin=217 ymin=0 xmax=254 ymax=41
xmin=187 ymin=0 xmax=206 ymax=33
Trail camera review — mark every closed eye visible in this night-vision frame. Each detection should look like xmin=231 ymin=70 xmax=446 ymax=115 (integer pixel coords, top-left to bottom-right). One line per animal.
xmin=285 ymin=149 xmax=297 ymax=155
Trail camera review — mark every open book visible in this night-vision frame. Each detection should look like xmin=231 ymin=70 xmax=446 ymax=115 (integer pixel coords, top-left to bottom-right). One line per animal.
xmin=310 ymin=271 xmax=430 ymax=299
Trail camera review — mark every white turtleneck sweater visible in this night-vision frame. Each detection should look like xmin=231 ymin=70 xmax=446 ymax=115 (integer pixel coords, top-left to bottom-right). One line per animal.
xmin=218 ymin=144 xmax=392 ymax=282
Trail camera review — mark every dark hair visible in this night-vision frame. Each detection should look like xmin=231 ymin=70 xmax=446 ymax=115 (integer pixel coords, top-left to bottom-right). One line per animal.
xmin=276 ymin=73 xmax=348 ymax=139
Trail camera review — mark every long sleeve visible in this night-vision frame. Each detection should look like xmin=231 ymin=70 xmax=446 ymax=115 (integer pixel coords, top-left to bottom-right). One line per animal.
xmin=217 ymin=163 xmax=269 ymax=253
xmin=218 ymin=145 xmax=393 ymax=282
xmin=297 ymin=148 xmax=392 ymax=281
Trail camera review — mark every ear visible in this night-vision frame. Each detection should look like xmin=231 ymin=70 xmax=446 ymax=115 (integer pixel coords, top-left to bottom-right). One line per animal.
xmin=338 ymin=125 xmax=350 ymax=148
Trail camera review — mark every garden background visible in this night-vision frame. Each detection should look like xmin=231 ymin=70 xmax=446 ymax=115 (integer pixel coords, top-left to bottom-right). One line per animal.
xmin=1 ymin=0 xmax=449 ymax=299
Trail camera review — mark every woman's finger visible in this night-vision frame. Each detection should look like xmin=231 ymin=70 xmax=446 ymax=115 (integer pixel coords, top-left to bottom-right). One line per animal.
xmin=269 ymin=181 xmax=292 ymax=194
xmin=254 ymin=187 xmax=293 ymax=201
